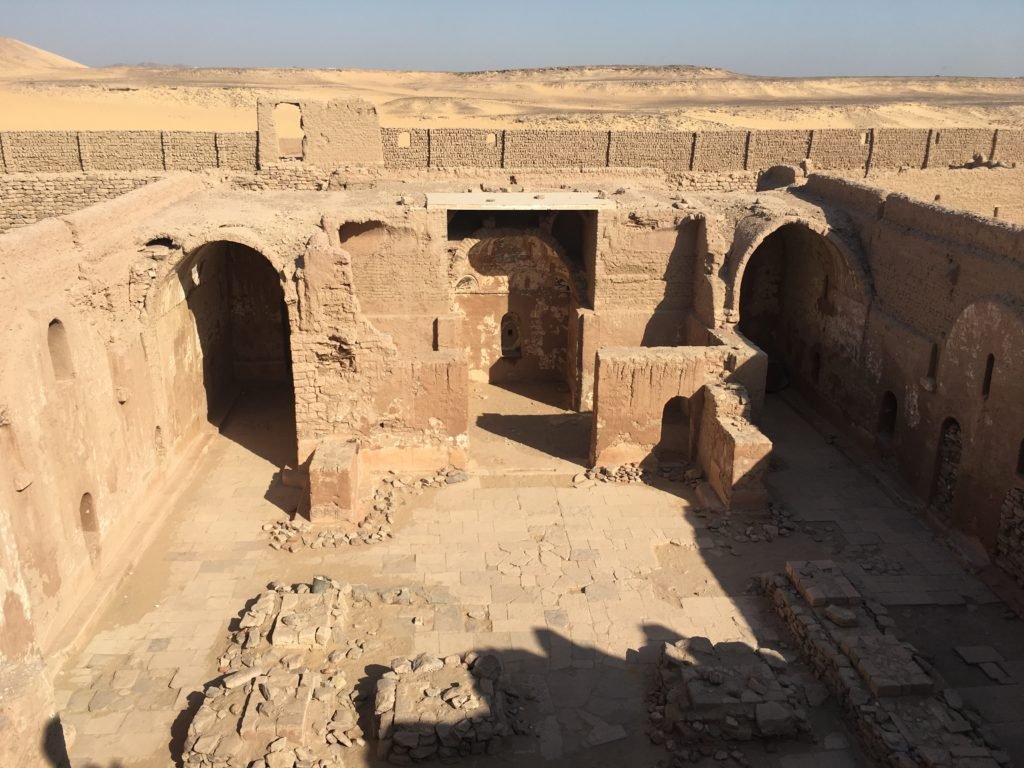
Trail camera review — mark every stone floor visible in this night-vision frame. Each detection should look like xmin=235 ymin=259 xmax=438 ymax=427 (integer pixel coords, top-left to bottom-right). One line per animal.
xmin=52 ymin=385 xmax=1024 ymax=768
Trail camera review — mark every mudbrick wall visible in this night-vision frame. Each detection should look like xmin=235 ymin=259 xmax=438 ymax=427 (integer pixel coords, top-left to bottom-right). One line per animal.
xmin=797 ymin=173 xmax=1024 ymax=561
xmin=0 ymin=172 xmax=162 ymax=233
xmin=0 ymin=130 xmax=257 ymax=173
xmin=5 ymin=126 xmax=1021 ymax=177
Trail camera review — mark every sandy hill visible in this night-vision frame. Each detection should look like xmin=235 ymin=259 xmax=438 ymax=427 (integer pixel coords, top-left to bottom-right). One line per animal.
xmin=0 ymin=38 xmax=85 ymax=72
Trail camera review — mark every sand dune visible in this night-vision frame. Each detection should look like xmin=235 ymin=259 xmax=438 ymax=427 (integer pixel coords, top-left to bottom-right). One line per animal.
xmin=0 ymin=38 xmax=85 ymax=72
xmin=0 ymin=40 xmax=1021 ymax=132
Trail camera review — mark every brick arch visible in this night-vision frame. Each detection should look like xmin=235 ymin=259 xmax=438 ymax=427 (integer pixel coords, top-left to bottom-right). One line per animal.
xmin=724 ymin=215 xmax=871 ymax=321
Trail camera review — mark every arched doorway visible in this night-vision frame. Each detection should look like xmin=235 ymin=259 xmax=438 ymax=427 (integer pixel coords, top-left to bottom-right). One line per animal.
xmin=179 ymin=241 xmax=296 ymax=467
xmin=736 ymin=223 xmax=866 ymax=412
xmin=657 ymin=396 xmax=692 ymax=464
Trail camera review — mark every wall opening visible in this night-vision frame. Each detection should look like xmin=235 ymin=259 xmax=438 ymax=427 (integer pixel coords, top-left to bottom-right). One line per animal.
xmin=927 ymin=343 xmax=939 ymax=380
xmin=982 ymin=353 xmax=995 ymax=400
xmin=657 ymin=396 xmax=691 ymax=464
xmin=339 ymin=220 xmax=387 ymax=244
xmin=737 ymin=223 xmax=865 ymax=411
xmin=457 ymin=228 xmax=580 ymax=406
xmin=397 ymin=131 xmax=411 ymax=149
xmin=447 ymin=210 xmax=542 ymax=241
xmin=930 ymin=418 xmax=963 ymax=523
xmin=273 ymin=103 xmax=304 ymax=160
xmin=500 ymin=312 xmax=522 ymax=359
xmin=181 ymin=241 xmax=297 ymax=468
xmin=877 ymin=391 xmax=898 ymax=439
xmin=48 ymin=319 xmax=75 ymax=381
xmin=79 ymin=492 xmax=99 ymax=562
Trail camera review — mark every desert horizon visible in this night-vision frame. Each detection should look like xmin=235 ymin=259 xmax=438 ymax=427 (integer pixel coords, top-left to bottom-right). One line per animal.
xmin=3 ymin=38 xmax=1023 ymax=132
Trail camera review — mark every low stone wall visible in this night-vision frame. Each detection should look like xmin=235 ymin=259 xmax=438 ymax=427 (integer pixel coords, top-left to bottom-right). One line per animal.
xmin=762 ymin=562 xmax=1006 ymax=766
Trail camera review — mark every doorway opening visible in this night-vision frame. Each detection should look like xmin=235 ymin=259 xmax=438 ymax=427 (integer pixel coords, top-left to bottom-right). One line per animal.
xmin=180 ymin=241 xmax=296 ymax=468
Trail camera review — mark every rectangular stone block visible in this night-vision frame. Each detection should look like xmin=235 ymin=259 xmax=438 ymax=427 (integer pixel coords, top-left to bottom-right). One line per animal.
xmin=308 ymin=439 xmax=362 ymax=524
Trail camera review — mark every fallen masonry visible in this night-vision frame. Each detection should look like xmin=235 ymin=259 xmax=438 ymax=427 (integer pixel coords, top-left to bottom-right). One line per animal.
xmin=375 ymin=652 xmax=513 ymax=764
xmin=265 ymin=467 xmax=468 ymax=551
xmin=762 ymin=564 xmax=1011 ymax=767
xmin=183 ymin=580 xmax=362 ymax=768
xmin=650 ymin=635 xmax=812 ymax=765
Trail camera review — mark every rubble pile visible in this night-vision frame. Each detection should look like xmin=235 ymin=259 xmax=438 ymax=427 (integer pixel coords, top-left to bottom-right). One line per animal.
xmin=574 ymin=463 xmax=651 ymax=485
xmin=699 ymin=502 xmax=799 ymax=545
xmin=762 ymin=561 xmax=1009 ymax=767
xmin=649 ymin=635 xmax=812 ymax=765
xmin=266 ymin=467 xmax=468 ymax=551
xmin=375 ymin=652 xmax=512 ymax=763
xmin=182 ymin=580 xmax=364 ymax=768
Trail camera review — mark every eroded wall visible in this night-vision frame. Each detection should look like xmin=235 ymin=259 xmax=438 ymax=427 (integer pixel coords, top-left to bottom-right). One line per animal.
xmin=783 ymin=175 xmax=1024 ymax=554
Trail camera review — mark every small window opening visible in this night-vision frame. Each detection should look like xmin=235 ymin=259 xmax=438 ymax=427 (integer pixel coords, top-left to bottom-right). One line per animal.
xmin=877 ymin=391 xmax=898 ymax=438
xmin=861 ymin=131 xmax=870 ymax=145
xmin=485 ymin=133 xmax=497 ymax=146
xmin=48 ymin=319 xmax=75 ymax=381
xmin=934 ymin=131 xmax=941 ymax=145
xmin=397 ymin=131 xmax=411 ymax=149
xmin=927 ymin=344 xmax=939 ymax=380
xmin=273 ymin=103 xmax=304 ymax=160
xmin=79 ymin=492 xmax=99 ymax=562
xmin=982 ymin=354 xmax=995 ymax=400
xmin=500 ymin=312 xmax=522 ymax=359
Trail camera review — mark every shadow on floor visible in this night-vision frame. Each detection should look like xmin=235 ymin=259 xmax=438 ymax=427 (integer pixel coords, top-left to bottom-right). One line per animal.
xmin=476 ymin=412 xmax=592 ymax=465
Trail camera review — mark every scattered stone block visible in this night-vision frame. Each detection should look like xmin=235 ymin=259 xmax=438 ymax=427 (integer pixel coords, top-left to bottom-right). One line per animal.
xmin=374 ymin=652 xmax=511 ymax=762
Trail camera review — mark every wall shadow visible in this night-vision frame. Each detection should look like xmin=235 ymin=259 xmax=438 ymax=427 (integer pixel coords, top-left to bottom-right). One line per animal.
xmin=475 ymin=412 xmax=592 ymax=465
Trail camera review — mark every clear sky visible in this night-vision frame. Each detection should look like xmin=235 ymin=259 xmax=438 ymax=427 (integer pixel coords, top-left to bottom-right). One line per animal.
xmin=5 ymin=0 xmax=1024 ymax=76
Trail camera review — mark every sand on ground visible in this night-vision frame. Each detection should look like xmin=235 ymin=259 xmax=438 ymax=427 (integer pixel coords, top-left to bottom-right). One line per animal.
xmin=2 ymin=38 xmax=1023 ymax=132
